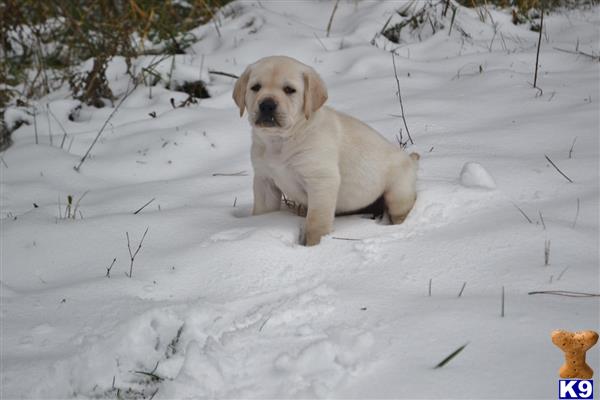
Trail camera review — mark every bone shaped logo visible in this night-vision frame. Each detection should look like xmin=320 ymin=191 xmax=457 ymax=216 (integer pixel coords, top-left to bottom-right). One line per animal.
xmin=551 ymin=330 xmax=598 ymax=379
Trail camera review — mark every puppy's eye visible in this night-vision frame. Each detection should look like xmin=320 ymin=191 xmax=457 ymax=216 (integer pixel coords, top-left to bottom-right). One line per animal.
xmin=251 ymin=83 xmax=261 ymax=92
xmin=283 ymin=86 xmax=296 ymax=95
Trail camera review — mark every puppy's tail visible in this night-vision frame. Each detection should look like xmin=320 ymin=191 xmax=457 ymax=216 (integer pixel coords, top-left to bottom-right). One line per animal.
xmin=409 ymin=152 xmax=420 ymax=163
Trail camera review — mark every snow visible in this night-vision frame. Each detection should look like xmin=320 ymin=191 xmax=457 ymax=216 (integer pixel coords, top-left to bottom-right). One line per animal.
xmin=1 ymin=1 xmax=599 ymax=398
xmin=3 ymin=108 xmax=32 ymax=131
xmin=460 ymin=162 xmax=496 ymax=189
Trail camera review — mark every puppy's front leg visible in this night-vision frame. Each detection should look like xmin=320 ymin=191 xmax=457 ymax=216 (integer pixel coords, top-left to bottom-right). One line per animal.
xmin=253 ymin=175 xmax=282 ymax=215
xmin=304 ymin=177 xmax=340 ymax=246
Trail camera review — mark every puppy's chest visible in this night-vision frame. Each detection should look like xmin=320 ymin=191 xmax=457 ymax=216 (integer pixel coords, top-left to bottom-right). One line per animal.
xmin=260 ymin=154 xmax=307 ymax=204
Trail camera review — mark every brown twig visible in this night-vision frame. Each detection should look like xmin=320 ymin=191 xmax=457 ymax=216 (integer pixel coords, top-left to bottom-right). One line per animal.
xmin=33 ymin=106 xmax=39 ymax=145
xmin=370 ymin=13 xmax=395 ymax=44
xmin=434 ymin=343 xmax=469 ymax=368
xmin=149 ymin=388 xmax=159 ymax=400
xmin=105 ymin=258 xmax=117 ymax=278
xmin=538 ymin=210 xmax=546 ymax=230
xmin=126 ymin=226 xmax=149 ymax=278
xmin=528 ymin=290 xmax=600 ymax=297
xmin=544 ymin=154 xmax=573 ymax=183
xmin=74 ymin=82 xmax=138 ymax=172
xmin=443 ymin=0 xmax=450 ymax=17
xmin=391 ymin=53 xmax=413 ymax=145
xmin=134 ymin=361 xmax=163 ymax=381
xmin=326 ymin=0 xmax=340 ymax=37
xmin=208 ymin=70 xmax=239 ymax=79
xmin=133 ymin=198 xmax=156 ymax=215
xmin=533 ymin=7 xmax=544 ymax=89
xmin=557 ymin=267 xmax=569 ymax=281
xmin=512 ymin=202 xmax=532 ymax=224
xmin=448 ymin=6 xmax=457 ymax=36
xmin=568 ymin=137 xmax=577 ymax=159
xmin=72 ymin=190 xmax=89 ymax=218
xmin=572 ymin=198 xmax=580 ymax=228
xmin=553 ymin=47 xmax=600 ymax=61
xmin=212 ymin=171 xmax=247 ymax=176
xmin=313 ymin=32 xmax=328 ymax=51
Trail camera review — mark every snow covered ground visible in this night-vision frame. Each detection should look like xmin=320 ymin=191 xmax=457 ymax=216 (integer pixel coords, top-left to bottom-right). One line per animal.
xmin=2 ymin=1 xmax=599 ymax=398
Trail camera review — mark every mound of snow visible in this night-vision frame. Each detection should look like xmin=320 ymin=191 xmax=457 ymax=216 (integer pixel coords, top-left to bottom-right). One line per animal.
xmin=460 ymin=162 xmax=496 ymax=189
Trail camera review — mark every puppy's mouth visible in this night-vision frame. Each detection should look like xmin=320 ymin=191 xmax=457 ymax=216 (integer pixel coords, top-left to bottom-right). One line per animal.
xmin=255 ymin=114 xmax=281 ymax=128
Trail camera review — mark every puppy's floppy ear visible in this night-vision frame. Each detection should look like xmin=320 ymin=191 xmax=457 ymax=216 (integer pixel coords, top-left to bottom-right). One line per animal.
xmin=303 ymin=67 xmax=328 ymax=120
xmin=233 ymin=66 xmax=251 ymax=117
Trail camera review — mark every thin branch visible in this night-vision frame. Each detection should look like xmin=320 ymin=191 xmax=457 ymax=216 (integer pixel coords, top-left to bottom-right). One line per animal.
xmin=568 ymin=137 xmax=577 ymax=159
xmin=126 ymin=227 xmax=149 ymax=278
xmin=105 ymin=258 xmax=117 ymax=278
xmin=512 ymin=202 xmax=533 ymax=223
xmin=544 ymin=154 xmax=573 ymax=183
xmin=553 ymin=47 xmax=599 ymax=61
xmin=391 ymin=53 xmax=413 ymax=145
xmin=74 ymin=82 xmax=139 ymax=172
xmin=208 ymin=70 xmax=239 ymax=79
xmin=370 ymin=13 xmax=394 ymax=44
xmin=326 ymin=0 xmax=341 ymax=38
xmin=528 ymin=290 xmax=600 ymax=297
xmin=434 ymin=343 xmax=469 ymax=368
xmin=212 ymin=171 xmax=247 ymax=176
xmin=313 ymin=33 xmax=328 ymax=51
xmin=428 ymin=278 xmax=432 ymax=297
xmin=457 ymin=281 xmax=467 ymax=297
xmin=557 ymin=267 xmax=569 ymax=281
xmin=60 ymin=132 xmax=68 ymax=149
xmin=133 ymin=198 xmax=156 ymax=215
xmin=72 ymin=190 xmax=89 ymax=218
xmin=259 ymin=314 xmax=272 ymax=332
xmin=149 ymin=388 xmax=159 ymax=400
xmin=533 ymin=7 xmax=544 ymax=88
xmin=443 ymin=0 xmax=450 ymax=17
xmin=572 ymin=198 xmax=580 ymax=228
xmin=538 ymin=210 xmax=546 ymax=230
xmin=33 ymin=106 xmax=39 ymax=145
xmin=133 ymin=370 xmax=163 ymax=381
xmin=448 ymin=6 xmax=457 ymax=36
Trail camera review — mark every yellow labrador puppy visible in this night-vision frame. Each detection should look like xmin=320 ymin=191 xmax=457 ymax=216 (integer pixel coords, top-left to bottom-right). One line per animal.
xmin=233 ymin=56 xmax=419 ymax=246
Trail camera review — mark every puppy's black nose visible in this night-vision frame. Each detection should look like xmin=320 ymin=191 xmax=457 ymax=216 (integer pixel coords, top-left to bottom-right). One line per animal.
xmin=259 ymin=98 xmax=277 ymax=114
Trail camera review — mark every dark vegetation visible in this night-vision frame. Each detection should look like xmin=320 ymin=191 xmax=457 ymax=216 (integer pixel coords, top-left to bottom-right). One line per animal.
xmin=380 ymin=0 xmax=597 ymax=45
xmin=0 ymin=0 xmax=231 ymax=150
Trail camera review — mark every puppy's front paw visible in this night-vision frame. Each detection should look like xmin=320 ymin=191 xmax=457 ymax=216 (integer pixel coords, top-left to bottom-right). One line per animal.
xmin=304 ymin=232 xmax=322 ymax=246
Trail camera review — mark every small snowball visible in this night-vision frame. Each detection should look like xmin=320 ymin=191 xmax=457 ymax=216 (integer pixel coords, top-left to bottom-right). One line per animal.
xmin=460 ymin=162 xmax=496 ymax=189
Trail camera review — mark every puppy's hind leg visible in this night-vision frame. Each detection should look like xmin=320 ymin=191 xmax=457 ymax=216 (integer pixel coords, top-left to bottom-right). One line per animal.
xmin=384 ymin=153 xmax=419 ymax=225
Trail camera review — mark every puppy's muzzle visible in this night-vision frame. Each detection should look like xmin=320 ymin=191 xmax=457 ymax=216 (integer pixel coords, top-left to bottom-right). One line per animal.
xmin=256 ymin=98 xmax=280 ymax=127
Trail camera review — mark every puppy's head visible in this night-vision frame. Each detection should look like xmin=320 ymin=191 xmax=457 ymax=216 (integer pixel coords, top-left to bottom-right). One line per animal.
xmin=233 ymin=56 xmax=327 ymax=134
